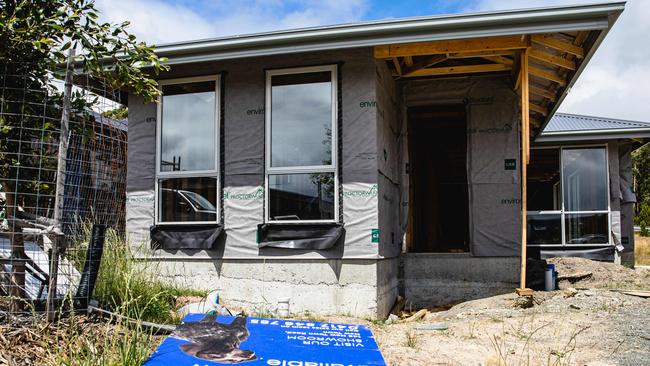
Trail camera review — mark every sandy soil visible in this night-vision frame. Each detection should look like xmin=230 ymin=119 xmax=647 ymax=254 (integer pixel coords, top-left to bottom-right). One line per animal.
xmin=322 ymin=258 xmax=650 ymax=365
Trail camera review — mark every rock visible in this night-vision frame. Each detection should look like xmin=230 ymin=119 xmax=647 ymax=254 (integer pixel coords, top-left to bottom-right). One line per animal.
xmin=563 ymin=288 xmax=578 ymax=298
xmin=385 ymin=314 xmax=399 ymax=325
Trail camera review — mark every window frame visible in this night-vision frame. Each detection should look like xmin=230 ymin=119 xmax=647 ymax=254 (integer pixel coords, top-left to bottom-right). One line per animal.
xmin=527 ymin=143 xmax=611 ymax=247
xmin=264 ymin=65 xmax=339 ymax=224
xmin=154 ymin=75 xmax=221 ymax=225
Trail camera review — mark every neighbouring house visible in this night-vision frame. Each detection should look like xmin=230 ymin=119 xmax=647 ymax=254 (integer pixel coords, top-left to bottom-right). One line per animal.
xmin=118 ymin=2 xmax=640 ymax=318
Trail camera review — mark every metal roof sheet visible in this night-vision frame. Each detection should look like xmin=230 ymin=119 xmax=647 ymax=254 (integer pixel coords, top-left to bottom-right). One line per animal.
xmin=535 ymin=112 xmax=650 ymax=143
xmin=543 ymin=113 xmax=650 ymax=133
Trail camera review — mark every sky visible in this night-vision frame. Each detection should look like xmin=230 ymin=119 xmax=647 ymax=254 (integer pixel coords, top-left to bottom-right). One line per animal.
xmin=95 ymin=0 xmax=650 ymax=123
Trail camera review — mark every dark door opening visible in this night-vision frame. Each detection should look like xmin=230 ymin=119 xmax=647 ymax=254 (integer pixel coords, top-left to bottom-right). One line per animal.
xmin=408 ymin=105 xmax=469 ymax=253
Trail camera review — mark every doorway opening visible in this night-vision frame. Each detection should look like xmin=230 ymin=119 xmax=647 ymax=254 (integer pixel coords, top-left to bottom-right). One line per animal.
xmin=408 ymin=104 xmax=469 ymax=253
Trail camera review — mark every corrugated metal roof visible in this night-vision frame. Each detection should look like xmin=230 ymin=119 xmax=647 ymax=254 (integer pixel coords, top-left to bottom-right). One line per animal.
xmin=535 ymin=112 xmax=650 ymax=143
xmin=543 ymin=113 xmax=650 ymax=133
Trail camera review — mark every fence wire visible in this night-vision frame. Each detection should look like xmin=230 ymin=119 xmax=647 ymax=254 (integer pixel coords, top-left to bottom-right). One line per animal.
xmin=0 ymin=59 xmax=127 ymax=316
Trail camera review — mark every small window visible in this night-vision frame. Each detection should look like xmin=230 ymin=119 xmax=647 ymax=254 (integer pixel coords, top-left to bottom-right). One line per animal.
xmin=156 ymin=76 xmax=220 ymax=224
xmin=265 ymin=66 xmax=338 ymax=223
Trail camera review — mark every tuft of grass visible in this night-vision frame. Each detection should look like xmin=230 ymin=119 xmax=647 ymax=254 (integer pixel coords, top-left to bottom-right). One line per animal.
xmin=635 ymin=235 xmax=650 ymax=266
xmin=405 ymin=329 xmax=419 ymax=348
xmin=68 ymin=224 xmax=206 ymax=324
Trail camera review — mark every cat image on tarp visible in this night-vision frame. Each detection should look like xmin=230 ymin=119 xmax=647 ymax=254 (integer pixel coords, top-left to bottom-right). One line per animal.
xmin=171 ymin=314 xmax=257 ymax=364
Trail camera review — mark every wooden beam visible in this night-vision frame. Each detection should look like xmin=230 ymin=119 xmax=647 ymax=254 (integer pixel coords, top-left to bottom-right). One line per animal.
xmin=403 ymin=63 xmax=510 ymax=78
xmin=529 ymin=66 xmax=567 ymax=86
xmin=529 ymin=102 xmax=548 ymax=116
xmin=529 ymin=84 xmax=557 ymax=101
xmin=530 ymin=117 xmax=543 ymax=127
xmin=529 ymin=49 xmax=576 ymax=70
xmin=481 ymin=55 xmax=514 ymax=65
xmin=447 ymin=50 xmax=516 ymax=59
xmin=392 ymin=58 xmax=402 ymax=76
xmin=517 ymin=47 xmax=532 ymax=296
xmin=403 ymin=56 xmax=413 ymax=67
xmin=402 ymin=54 xmax=447 ymax=75
xmin=531 ymin=34 xmax=584 ymax=58
xmin=374 ymin=35 xmax=529 ymax=59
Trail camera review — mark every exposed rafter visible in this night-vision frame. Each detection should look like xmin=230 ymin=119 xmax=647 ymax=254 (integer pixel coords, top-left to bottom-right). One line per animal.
xmin=402 ymin=55 xmax=447 ymax=76
xmin=531 ymin=34 xmax=584 ymax=58
xmin=529 ymin=66 xmax=567 ymax=86
xmin=529 ymin=102 xmax=549 ymax=116
xmin=529 ymin=84 xmax=557 ymax=101
xmin=529 ymin=49 xmax=576 ymax=70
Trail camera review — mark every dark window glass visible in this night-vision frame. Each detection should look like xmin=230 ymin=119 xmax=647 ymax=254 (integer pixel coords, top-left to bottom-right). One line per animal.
xmin=269 ymin=173 xmax=334 ymax=220
xmin=161 ymin=81 xmax=216 ymax=172
xmin=562 ymin=148 xmax=608 ymax=211
xmin=270 ymin=72 xmax=332 ymax=167
xmin=527 ymin=148 xmax=561 ymax=211
xmin=565 ymin=213 xmax=609 ymax=244
xmin=159 ymin=177 xmax=217 ymax=222
xmin=527 ymin=213 xmax=562 ymax=244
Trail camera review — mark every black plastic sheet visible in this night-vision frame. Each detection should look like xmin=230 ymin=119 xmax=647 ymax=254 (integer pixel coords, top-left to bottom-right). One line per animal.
xmin=257 ymin=223 xmax=344 ymax=250
xmin=151 ymin=224 xmax=223 ymax=250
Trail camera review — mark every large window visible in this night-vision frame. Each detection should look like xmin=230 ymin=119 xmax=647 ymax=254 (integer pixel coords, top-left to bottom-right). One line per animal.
xmin=156 ymin=76 xmax=220 ymax=224
xmin=265 ymin=66 xmax=338 ymax=223
xmin=527 ymin=146 xmax=610 ymax=246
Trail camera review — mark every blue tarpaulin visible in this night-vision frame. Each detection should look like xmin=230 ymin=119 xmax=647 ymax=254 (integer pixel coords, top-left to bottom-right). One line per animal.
xmin=144 ymin=314 xmax=386 ymax=366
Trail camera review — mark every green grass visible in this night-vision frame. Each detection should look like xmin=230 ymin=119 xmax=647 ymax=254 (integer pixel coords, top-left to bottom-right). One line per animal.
xmin=68 ymin=224 xmax=206 ymax=324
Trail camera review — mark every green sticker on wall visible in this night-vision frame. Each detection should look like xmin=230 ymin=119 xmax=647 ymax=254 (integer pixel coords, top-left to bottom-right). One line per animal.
xmin=504 ymin=159 xmax=517 ymax=170
xmin=371 ymin=229 xmax=379 ymax=243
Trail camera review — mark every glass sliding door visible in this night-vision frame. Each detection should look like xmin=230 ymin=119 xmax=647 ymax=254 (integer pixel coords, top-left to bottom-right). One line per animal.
xmin=526 ymin=146 xmax=610 ymax=246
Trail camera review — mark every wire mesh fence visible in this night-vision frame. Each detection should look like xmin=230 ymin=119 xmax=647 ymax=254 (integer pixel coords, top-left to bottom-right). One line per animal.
xmin=0 ymin=58 xmax=127 ymax=317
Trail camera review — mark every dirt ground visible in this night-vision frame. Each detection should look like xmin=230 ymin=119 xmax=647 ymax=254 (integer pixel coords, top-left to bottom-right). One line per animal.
xmin=324 ymin=258 xmax=650 ymax=366
xmin=1 ymin=258 xmax=648 ymax=366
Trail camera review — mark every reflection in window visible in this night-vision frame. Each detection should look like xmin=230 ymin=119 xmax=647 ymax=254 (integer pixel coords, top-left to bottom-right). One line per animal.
xmin=269 ymin=173 xmax=334 ymax=220
xmin=562 ymin=148 xmax=608 ymax=212
xmin=528 ymin=213 xmax=562 ymax=244
xmin=565 ymin=213 xmax=609 ymax=244
xmin=266 ymin=66 xmax=337 ymax=223
xmin=159 ymin=178 xmax=217 ymax=222
xmin=157 ymin=77 xmax=219 ymax=224
xmin=161 ymin=81 xmax=216 ymax=172
xmin=270 ymin=72 xmax=332 ymax=167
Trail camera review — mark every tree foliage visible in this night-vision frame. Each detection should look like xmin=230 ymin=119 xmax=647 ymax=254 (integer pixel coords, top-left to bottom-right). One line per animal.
xmin=633 ymin=143 xmax=650 ymax=236
xmin=0 ymin=0 xmax=167 ymax=214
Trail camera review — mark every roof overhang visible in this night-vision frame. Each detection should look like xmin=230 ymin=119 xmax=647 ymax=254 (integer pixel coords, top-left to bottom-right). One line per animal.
xmin=152 ymin=2 xmax=624 ymax=65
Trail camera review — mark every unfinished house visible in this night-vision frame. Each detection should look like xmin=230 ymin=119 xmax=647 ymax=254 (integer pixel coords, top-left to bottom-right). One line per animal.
xmin=123 ymin=3 xmax=635 ymax=317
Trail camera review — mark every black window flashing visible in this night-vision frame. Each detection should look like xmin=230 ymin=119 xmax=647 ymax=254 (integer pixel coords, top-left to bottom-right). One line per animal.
xmin=257 ymin=222 xmax=345 ymax=250
xmin=151 ymin=224 xmax=223 ymax=250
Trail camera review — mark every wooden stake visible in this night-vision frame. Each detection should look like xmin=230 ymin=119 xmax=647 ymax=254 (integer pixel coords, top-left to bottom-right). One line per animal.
xmin=47 ymin=49 xmax=74 ymax=322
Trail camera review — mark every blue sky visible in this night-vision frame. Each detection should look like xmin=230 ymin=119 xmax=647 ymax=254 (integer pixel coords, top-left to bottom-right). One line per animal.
xmin=95 ymin=0 xmax=650 ymax=122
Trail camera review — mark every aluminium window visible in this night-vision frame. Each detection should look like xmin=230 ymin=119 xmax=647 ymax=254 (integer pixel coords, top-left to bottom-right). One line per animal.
xmin=265 ymin=65 xmax=338 ymax=223
xmin=527 ymin=146 xmax=610 ymax=246
xmin=155 ymin=76 xmax=220 ymax=224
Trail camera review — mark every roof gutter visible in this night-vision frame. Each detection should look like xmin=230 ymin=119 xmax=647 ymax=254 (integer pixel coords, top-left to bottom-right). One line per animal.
xmin=151 ymin=2 xmax=625 ymax=65
xmin=535 ymin=127 xmax=650 ymax=143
